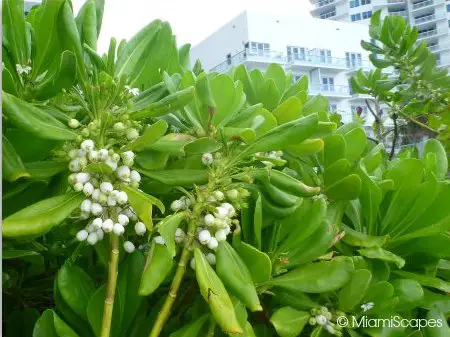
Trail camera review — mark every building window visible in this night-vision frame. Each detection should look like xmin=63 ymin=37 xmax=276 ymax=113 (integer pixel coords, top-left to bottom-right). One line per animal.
xmin=362 ymin=11 xmax=372 ymax=19
xmin=329 ymin=104 xmax=338 ymax=112
xmin=319 ymin=49 xmax=332 ymax=63
xmin=287 ymin=46 xmax=306 ymax=61
xmin=350 ymin=0 xmax=360 ymax=8
xmin=351 ymin=105 xmax=368 ymax=116
xmin=322 ymin=77 xmax=335 ymax=91
xmin=249 ymin=42 xmax=270 ymax=57
xmin=351 ymin=13 xmax=362 ymax=21
xmin=346 ymin=52 xmax=362 ymax=68
xmin=319 ymin=10 xmax=336 ymax=19
xmin=293 ymin=75 xmax=303 ymax=82
xmin=361 ymin=0 xmax=371 ymax=5
xmin=447 ymin=4 xmax=450 ymax=12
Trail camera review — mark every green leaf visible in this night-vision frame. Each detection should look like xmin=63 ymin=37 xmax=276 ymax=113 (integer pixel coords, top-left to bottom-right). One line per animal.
xmin=87 ymin=285 xmax=122 ymax=337
xmin=120 ymin=120 xmax=168 ymax=152
xmin=259 ymin=79 xmax=281 ymax=111
xmin=342 ymin=225 xmax=388 ymax=248
xmin=83 ymin=162 xmax=113 ymax=175
xmin=392 ymin=271 xmax=450 ymax=293
xmin=391 ymin=279 xmax=424 ymax=311
xmin=325 ymin=174 xmax=361 ymax=201
xmin=2 ymin=92 xmax=77 ymax=141
xmin=272 ymin=96 xmax=303 ymax=125
xmin=264 ymin=257 xmax=354 ymax=293
xmin=25 ymin=161 xmax=67 ymax=180
xmin=53 ymin=311 xmax=80 ymax=337
xmin=370 ymin=55 xmax=391 ymax=68
xmin=33 ymin=310 xmax=58 ymax=337
xmin=169 ymin=314 xmax=209 ymax=337
xmin=2 ymin=0 xmax=27 ymax=65
xmin=138 ymin=168 xmax=208 ymax=186
xmin=323 ymin=134 xmax=346 ymax=167
xmin=358 ymin=247 xmax=405 ymax=268
xmin=157 ymin=212 xmax=187 ymax=257
xmin=2 ymin=193 xmax=84 ymax=238
xmin=183 ymin=138 xmax=222 ymax=154
xmin=303 ymin=95 xmax=329 ymax=115
xmin=2 ymin=135 xmax=30 ymax=182
xmin=270 ymin=307 xmax=309 ymax=337
xmin=335 ymin=123 xmax=367 ymax=162
xmin=424 ymin=309 xmax=450 ymax=337
xmin=139 ymin=242 xmax=173 ymax=296
xmin=338 ymin=269 xmax=372 ymax=312
xmin=58 ymin=264 xmax=96 ymax=320
xmin=233 ymin=241 xmax=272 ymax=283
xmin=423 ymin=139 xmax=447 ymax=180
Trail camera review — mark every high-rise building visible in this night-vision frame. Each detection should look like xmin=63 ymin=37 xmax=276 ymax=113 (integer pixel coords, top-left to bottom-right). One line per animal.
xmin=191 ymin=10 xmax=377 ymax=124
xmin=309 ymin=0 xmax=450 ymax=68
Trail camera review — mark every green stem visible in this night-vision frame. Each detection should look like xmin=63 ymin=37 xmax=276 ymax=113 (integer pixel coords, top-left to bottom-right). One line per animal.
xmin=149 ymin=229 xmax=195 ymax=337
xmin=100 ymin=235 xmax=120 ymax=337
xmin=398 ymin=112 xmax=437 ymax=133
xmin=206 ymin=318 xmax=216 ymax=337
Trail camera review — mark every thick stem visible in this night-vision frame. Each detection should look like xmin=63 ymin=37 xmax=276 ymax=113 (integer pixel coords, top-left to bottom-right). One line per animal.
xmin=149 ymin=233 xmax=195 ymax=337
xmin=100 ymin=235 xmax=120 ymax=337
xmin=389 ymin=114 xmax=399 ymax=160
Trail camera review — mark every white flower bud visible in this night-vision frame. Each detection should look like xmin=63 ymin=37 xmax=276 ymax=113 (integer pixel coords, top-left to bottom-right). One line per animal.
xmin=204 ymin=214 xmax=215 ymax=226
xmin=118 ymin=214 xmax=129 ymax=226
xmin=206 ymin=253 xmax=216 ymax=265
xmin=182 ymin=197 xmax=191 ymax=209
xmin=207 ymin=237 xmax=218 ymax=250
xmin=223 ymin=225 xmax=231 ymax=235
xmin=68 ymin=173 xmax=77 ymax=185
xmin=123 ymin=208 xmax=138 ymax=221
xmin=198 ymin=230 xmax=211 ymax=245
xmin=135 ymin=222 xmax=146 ymax=235
xmin=87 ymin=232 xmax=98 ymax=245
xmin=76 ymin=229 xmax=88 ymax=241
xmin=91 ymin=218 xmax=103 ymax=230
xmin=315 ymin=315 xmax=327 ymax=326
xmin=154 ymin=236 xmax=165 ymax=245
xmin=130 ymin=170 xmax=141 ymax=183
xmin=96 ymin=229 xmax=104 ymax=241
xmin=213 ymin=191 xmax=225 ymax=201
xmin=78 ymin=149 xmax=86 ymax=157
xmin=99 ymin=193 xmax=108 ymax=205
xmin=69 ymin=119 xmax=80 ymax=129
xmin=124 ymin=241 xmax=135 ymax=253
xmin=114 ymin=122 xmax=126 ymax=132
xmin=76 ymin=172 xmax=90 ymax=184
xmin=116 ymin=166 xmax=131 ymax=180
xmin=214 ymin=207 xmax=228 ymax=220
xmin=201 ymin=153 xmax=213 ymax=165
xmin=74 ymin=182 xmax=84 ymax=192
xmin=98 ymin=148 xmax=109 ymax=161
xmin=126 ymin=128 xmax=139 ymax=140
xmin=215 ymin=229 xmax=227 ymax=242
xmin=190 ymin=258 xmax=196 ymax=270
xmin=83 ymin=182 xmax=94 ymax=196
xmin=112 ymin=153 xmax=121 ymax=162
xmin=221 ymin=203 xmax=236 ymax=217
xmin=78 ymin=157 xmax=88 ymax=168
xmin=80 ymin=199 xmax=92 ymax=213
xmin=117 ymin=191 xmax=128 ymax=204
xmin=121 ymin=151 xmax=135 ymax=162
xmin=105 ymin=158 xmax=118 ymax=171
xmin=91 ymin=203 xmax=103 ymax=216
xmin=100 ymin=182 xmax=113 ymax=194
xmin=170 ymin=200 xmax=183 ymax=212
xmin=107 ymin=196 xmax=117 ymax=206
xmin=102 ymin=219 xmax=114 ymax=232
xmin=81 ymin=139 xmax=95 ymax=151
xmin=175 ymin=228 xmax=186 ymax=243
xmin=91 ymin=189 xmax=101 ymax=201
xmin=69 ymin=159 xmax=81 ymax=172
xmin=88 ymin=151 xmax=98 ymax=162
xmin=112 ymin=223 xmax=125 ymax=236
xmin=226 ymin=189 xmax=239 ymax=200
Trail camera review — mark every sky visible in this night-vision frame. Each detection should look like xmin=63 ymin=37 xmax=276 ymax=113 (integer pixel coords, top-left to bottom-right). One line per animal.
xmin=72 ymin=0 xmax=313 ymax=53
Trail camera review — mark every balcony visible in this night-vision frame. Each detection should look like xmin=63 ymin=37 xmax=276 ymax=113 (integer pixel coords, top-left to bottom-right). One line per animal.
xmin=313 ymin=0 xmax=335 ymax=8
xmin=388 ymin=10 xmax=408 ymax=19
xmin=210 ymin=50 xmax=286 ymax=73
xmin=346 ymin=60 xmax=375 ymax=73
xmin=428 ymin=42 xmax=450 ymax=53
xmin=417 ymin=29 xmax=438 ymax=40
xmin=309 ymin=84 xmax=351 ymax=98
xmin=287 ymin=55 xmax=348 ymax=71
xmin=411 ymin=0 xmax=444 ymax=11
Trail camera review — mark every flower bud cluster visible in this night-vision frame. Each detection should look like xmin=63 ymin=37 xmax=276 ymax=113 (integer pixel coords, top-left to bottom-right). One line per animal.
xmin=70 ymin=139 xmax=144 ymax=252
xmin=308 ymin=307 xmax=343 ymax=336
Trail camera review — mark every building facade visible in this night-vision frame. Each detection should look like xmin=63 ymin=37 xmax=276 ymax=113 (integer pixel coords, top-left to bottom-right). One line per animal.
xmin=191 ymin=10 xmax=376 ymax=123
xmin=309 ymin=0 xmax=450 ymax=68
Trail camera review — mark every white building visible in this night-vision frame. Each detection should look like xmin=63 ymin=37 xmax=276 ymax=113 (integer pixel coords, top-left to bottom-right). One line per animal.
xmin=191 ymin=10 xmax=375 ymax=123
xmin=309 ymin=0 xmax=450 ymax=68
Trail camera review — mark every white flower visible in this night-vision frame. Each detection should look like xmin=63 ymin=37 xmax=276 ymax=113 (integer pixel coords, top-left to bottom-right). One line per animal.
xmin=102 ymin=219 xmax=114 ymax=233
xmin=226 ymin=189 xmax=239 ymax=200
xmin=98 ymin=149 xmax=109 ymax=161
xmin=80 ymin=199 xmax=92 ymax=213
xmin=16 ymin=64 xmax=32 ymax=75
xmin=190 ymin=258 xmax=196 ymax=270
xmin=220 ymin=203 xmax=236 ymax=217
xmin=201 ymin=153 xmax=213 ymax=165
xmin=110 ymin=190 xmax=120 ymax=199
xmin=181 ymin=197 xmax=191 ymax=209
xmin=198 ymin=230 xmax=211 ymax=245
xmin=92 ymin=189 xmax=101 ymax=201
xmin=113 ymin=122 xmax=126 ymax=132
xmin=171 ymin=200 xmax=183 ymax=212
xmin=215 ymin=229 xmax=227 ymax=242
xmin=81 ymin=139 xmax=95 ymax=151
xmin=69 ymin=159 xmax=81 ymax=172
xmin=73 ymin=182 xmax=84 ymax=192
xmin=92 ymin=218 xmax=103 ymax=230
xmin=130 ymin=170 xmax=141 ymax=183
xmin=68 ymin=173 xmax=77 ymax=184
xmin=100 ymin=182 xmax=113 ymax=195
xmin=123 ymin=241 xmax=136 ymax=253
xmin=99 ymin=193 xmax=108 ymax=205
xmin=213 ymin=191 xmax=225 ymax=201
xmin=83 ymin=182 xmax=94 ymax=196
xmin=87 ymin=224 xmax=97 ymax=233
xmin=107 ymin=196 xmax=117 ymax=206
xmin=76 ymin=173 xmax=90 ymax=184
xmin=125 ymin=86 xmax=140 ymax=96
xmin=117 ymin=191 xmax=128 ymax=204
xmin=88 ymin=150 xmax=99 ymax=162
xmin=223 ymin=225 xmax=231 ymax=235
xmin=361 ymin=302 xmax=374 ymax=312
xmin=126 ymin=128 xmax=139 ymax=140
xmin=206 ymin=253 xmax=216 ymax=265
xmin=96 ymin=229 xmax=104 ymax=240
xmin=135 ymin=222 xmax=146 ymax=235
xmin=123 ymin=207 xmax=138 ymax=221
xmin=214 ymin=207 xmax=229 ymax=220
xmin=154 ymin=236 xmax=165 ymax=245
xmin=91 ymin=203 xmax=103 ymax=216
xmin=118 ymin=214 xmax=129 ymax=226
xmin=116 ymin=166 xmax=131 ymax=180
xmin=175 ymin=228 xmax=186 ymax=243
xmin=69 ymin=119 xmax=80 ymax=129
xmin=315 ymin=315 xmax=328 ymax=326
xmin=87 ymin=232 xmax=98 ymax=245
xmin=113 ymin=223 xmax=125 ymax=236
xmin=204 ymin=214 xmax=215 ymax=226
xmin=105 ymin=158 xmax=118 ymax=171
xmin=121 ymin=151 xmax=135 ymax=163
xmin=207 ymin=237 xmax=218 ymax=250
xmin=76 ymin=230 xmax=88 ymax=241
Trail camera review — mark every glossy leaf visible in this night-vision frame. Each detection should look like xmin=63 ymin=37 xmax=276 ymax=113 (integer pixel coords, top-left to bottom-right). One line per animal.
xmin=119 ymin=120 xmax=168 ymax=152
xmin=2 ymin=135 xmax=30 ymax=182
xmin=270 ymin=307 xmax=309 ymax=337
xmin=139 ymin=242 xmax=173 ymax=296
xmin=358 ymin=247 xmax=405 ymax=268
xmin=338 ymin=269 xmax=372 ymax=312
xmin=157 ymin=212 xmax=187 ymax=257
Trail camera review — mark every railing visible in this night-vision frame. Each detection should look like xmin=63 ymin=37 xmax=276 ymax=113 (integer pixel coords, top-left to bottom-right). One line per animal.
xmin=314 ymin=0 xmax=335 ymax=8
xmin=319 ymin=11 xmax=337 ymax=19
xmin=387 ymin=0 xmax=406 ymax=4
xmin=428 ymin=42 xmax=450 ymax=52
xmin=412 ymin=0 xmax=433 ymax=10
xmin=417 ymin=29 xmax=437 ymax=39
xmin=288 ymin=55 xmax=348 ymax=68
xmin=389 ymin=10 xmax=408 ymax=17
xmin=415 ymin=13 xmax=438 ymax=24
xmin=347 ymin=59 xmax=374 ymax=71
xmin=310 ymin=84 xmax=350 ymax=96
